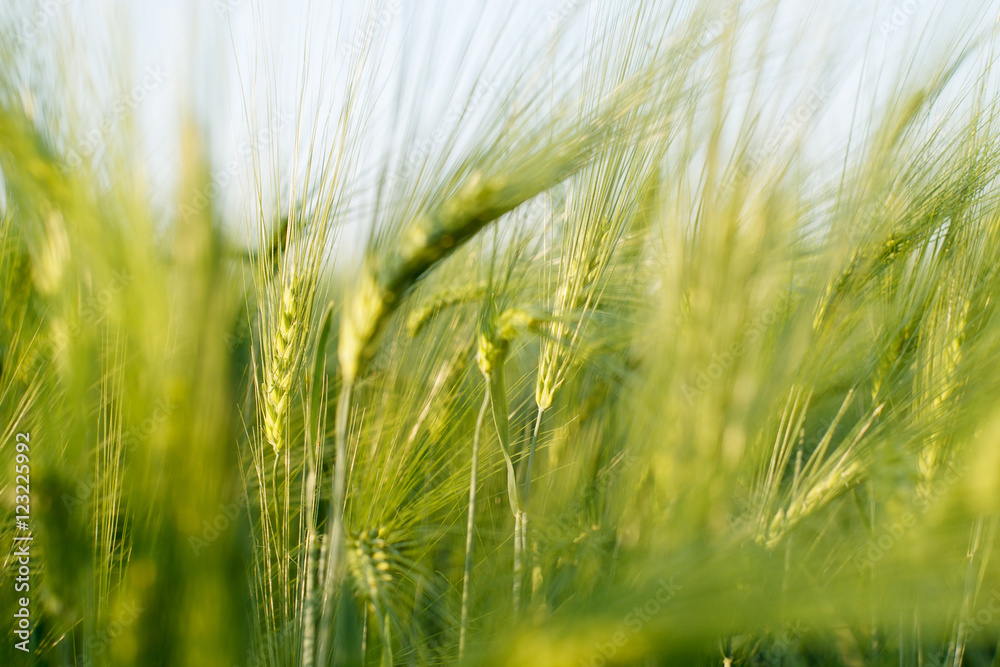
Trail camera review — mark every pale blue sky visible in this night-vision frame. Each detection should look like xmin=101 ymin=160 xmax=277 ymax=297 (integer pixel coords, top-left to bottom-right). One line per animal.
xmin=5 ymin=0 xmax=997 ymax=248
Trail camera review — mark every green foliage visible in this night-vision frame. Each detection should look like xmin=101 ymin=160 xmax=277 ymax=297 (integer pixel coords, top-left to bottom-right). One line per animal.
xmin=3 ymin=1 xmax=1000 ymax=665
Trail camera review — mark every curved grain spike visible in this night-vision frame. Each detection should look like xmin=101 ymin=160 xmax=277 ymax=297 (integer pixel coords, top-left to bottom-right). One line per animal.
xmin=339 ymin=129 xmax=608 ymax=383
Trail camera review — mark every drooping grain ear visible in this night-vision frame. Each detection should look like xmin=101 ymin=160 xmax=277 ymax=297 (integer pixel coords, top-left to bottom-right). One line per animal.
xmin=406 ymin=282 xmax=487 ymax=337
xmin=339 ymin=146 xmax=598 ymax=383
xmin=335 ymin=4 xmax=692 ymax=382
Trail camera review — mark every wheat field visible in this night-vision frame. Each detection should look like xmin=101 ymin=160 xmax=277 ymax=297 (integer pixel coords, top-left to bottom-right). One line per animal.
xmin=3 ymin=0 xmax=1000 ymax=665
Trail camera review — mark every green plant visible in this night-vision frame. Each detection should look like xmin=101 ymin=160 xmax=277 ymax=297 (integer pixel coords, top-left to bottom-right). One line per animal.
xmin=6 ymin=1 xmax=1000 ymax=666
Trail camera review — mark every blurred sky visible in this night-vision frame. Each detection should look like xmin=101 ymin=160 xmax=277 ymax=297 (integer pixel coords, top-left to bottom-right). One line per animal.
xmin=6 ymin=0 xmax=998 ymax=248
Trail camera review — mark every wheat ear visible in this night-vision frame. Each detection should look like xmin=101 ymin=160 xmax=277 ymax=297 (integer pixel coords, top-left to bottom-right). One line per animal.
xmin=263 ymin=279 xmax=301 ymax=454
xmin=319 ymin=134 xmax=610 ymax=664
xmin=338 ymin=128 xmax=610 ymax=385
xmin=407 ymin=282 xmax=487 ymax=336
xmin=346 ymin=526 xmax=404 ymax=666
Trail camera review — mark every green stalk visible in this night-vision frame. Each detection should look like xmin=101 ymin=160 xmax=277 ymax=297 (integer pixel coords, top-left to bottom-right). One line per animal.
xmin=316 ymin=378 xmax=352 ymax=666
xmin=381 ymin=611 xmax=394 ymax=667
xmin=460 ymin=390 xmax=491 ymax=659
xmin=302 ymin=303 xmax=333 ymax=667
xmin=300 ymin=529 xmax=320 ymax=667
xmin=520 ymin=405 xmax=544 ymax=609
xmin=484 ymin=363 xmax=522 ymax=618
xmin=523 ymin=405 xmax=544 ymax=511
xmin=513 ymin=512 xmax=523 ymax=619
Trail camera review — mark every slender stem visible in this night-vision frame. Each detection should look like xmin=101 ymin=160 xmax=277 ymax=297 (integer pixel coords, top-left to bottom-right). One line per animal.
xmin=485 ymin=366 xmax=522 ymax=621
xmin=517 ymin=405 xmax=544 ymax=614
xmin=316 ymin=379 xmax=353 ymax=666
xmin=301 ymin=397 xmax=324 ymax=667
xmin=951 ymin=517 xmax=985 ymax=667
xmin=523 ymin=405 xmax=544 ymax=510
xmin=459 ymin=390 xmax=491 ymax=659
xmin=300 ymin=530 xmax=320 ymax=667
xmin=513 ymin=511 xmax=523 ymax=619
xmin=382 ymin=611 xmax=394 ymax=666
xmin=361 ymin=606 xmax=368 ymax=665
